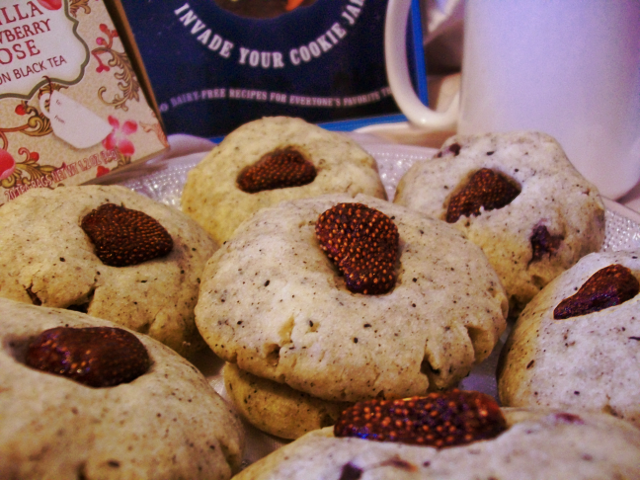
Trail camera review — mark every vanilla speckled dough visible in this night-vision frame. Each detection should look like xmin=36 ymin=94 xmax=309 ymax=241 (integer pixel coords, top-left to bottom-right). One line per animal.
xmin=223 ymin=362 xmax=352 ymax=440
xmin=0 ymin=185 xmax=218 ymax=357
xmin=394 ymin=131 xmax=605 ymax=315
xmin=232 ymin=408 xmax=640 ymax=480
xmin=196 ymin=193 xmax=508 ymax=406
xmin=181 ymin=116 xmax=387 ymax=243
xmin=0 ymin=298 xmax=244 ymax=480
xmin=498 ymin=250 xmax=640 ymax=427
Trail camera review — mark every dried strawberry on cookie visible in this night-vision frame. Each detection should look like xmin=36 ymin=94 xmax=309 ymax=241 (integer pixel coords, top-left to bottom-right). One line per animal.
xmin=195 ymin=193 xmax=508 ymax=439
xmin=232 ymin=389 xmax=640 ymax=480
xmin=0 ymin=298 xmax=244 ymax=479
xmin=0 ymin=185 xmax=217 ymax=357
xmin=498 ymin=250 xmax=640 ymax=428
xmin=394 ymin=131 xmax=605 ymax=317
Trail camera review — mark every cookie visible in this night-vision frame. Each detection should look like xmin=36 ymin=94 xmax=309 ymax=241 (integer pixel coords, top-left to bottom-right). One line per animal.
xmin=0 ymin=298 xmax=244 ymax=480
xmin=233 ymin=405 xmax=640 ymax=479
xmin=0 ymin=185 xmax=217 ymax=357
xmin=223 ymin=362 xmax=351 ymax=440
xmin=195 ymin=193 xmax=508 ymax=427
xmin=498 ymin=250 xmax=640 ymax=427
xmin=181 ymin=116 xmax=387 ymax=243
xmin=394 ymin=131 xmax=605 ymax=316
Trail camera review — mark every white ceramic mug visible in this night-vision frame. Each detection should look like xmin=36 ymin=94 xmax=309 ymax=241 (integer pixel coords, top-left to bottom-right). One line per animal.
xmin=385 ymin=0 xmax=640 ymax=199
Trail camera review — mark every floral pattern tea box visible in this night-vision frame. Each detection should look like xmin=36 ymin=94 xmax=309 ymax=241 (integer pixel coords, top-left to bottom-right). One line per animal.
xmin=0 ymin=0 xmax=168 ymax=207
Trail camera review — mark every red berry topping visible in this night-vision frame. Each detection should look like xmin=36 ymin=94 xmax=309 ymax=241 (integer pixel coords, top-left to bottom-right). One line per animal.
xmin=316 ymin=203 xmax=399 ymax=295
xmin=25 ymin=326 xmax=150 ymax=388
xmin=81 ymin=203 xmax=173 ymax=267
xmin=237 ymin=147 xmax=317 ymax=193
xmin=554 ymin=264 xmax=639 ymax=319
xmin=446 ymin=168 xmax=521 ymax=223
xmin=334 ymin=390 xmax=507 ymax=448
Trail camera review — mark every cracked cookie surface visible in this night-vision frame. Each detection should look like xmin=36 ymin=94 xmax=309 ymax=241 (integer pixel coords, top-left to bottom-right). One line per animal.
xmin=0 ymin=299 xmax=244 ymax=480
xmin=195 ymin=193 xmax=508 ymax=405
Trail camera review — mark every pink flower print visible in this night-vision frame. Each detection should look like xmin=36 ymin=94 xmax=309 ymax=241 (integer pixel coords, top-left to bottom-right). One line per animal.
xmin=37 ymin=0 xmax=62 ymax=10
xmin=96 ymin=165 xmax=110 ymax=177
xmin=103 ymin=116 xmax=137 ymax=156
xmin=0 ymin=149 xmax=16 ymax=180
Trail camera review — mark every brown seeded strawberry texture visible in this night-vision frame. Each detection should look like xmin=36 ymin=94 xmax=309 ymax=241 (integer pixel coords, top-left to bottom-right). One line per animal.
xmin=237 ymin=146 xmax=317 ymax=193
xmin=25 ymin=326 xmax=151 ymax=388
xmin=334 ymin=390 xmax=508 ymax=448
xmin=446 ymin=168 xmax=521 ymax=223
xmin=554 ymin=264 xmax=640 ymax=319
xmin=315 ymin=203 xmax=399 ymax=295
xmin=81 ymin=203 xmax=173 ymax=267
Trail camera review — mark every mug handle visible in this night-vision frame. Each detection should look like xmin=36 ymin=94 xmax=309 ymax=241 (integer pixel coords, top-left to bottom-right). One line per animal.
xmin=385 ymin=0 xmax=459 ymax=131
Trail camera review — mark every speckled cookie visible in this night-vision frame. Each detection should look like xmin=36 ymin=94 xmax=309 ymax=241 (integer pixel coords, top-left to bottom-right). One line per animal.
xmin=0 ymin=185 xmax=217 ymax=357
xmin=0 ymin=298 xmax=244 ymax=480
xmin=181 ymin=116 xmax=387 ymax=243
xmin=394 ymin=131 xmax=605 ymax=316
xmin=223 ymin=362 xmax=352 ymax=440
xmin=232 ymin=408 xmax=640 ymax=480
xmin=196 ymin=193 xmax=508 ymax=407
xmin=498 ymin=250 xmax=640 ymax=427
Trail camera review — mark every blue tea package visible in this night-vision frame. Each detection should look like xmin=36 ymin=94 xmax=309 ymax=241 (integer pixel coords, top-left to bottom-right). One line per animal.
xmin=120 ymin=0 xmax=425 ymax=138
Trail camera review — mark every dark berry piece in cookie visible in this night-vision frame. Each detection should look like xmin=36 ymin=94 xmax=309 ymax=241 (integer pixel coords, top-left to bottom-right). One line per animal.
xmin=25 ymin=326 xmax=150 ymax=387
xmin=530 ymin=224 xmax=564 ymax=263
xmin=81 ymin=203 xmax=173 ymax=267
xmin=237 ymin=147 xmax=317 ymax=193
xmin=316 ymin=203 xmax=399 ymax=295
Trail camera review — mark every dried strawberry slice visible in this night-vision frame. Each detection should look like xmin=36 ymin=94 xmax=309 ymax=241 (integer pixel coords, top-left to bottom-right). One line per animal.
xmin=554 ymin=264 xmax=639 ymax=319
xmin=334 ymin=390 xmax=507 ymax=448
xmin=25 ymin=326 xmax=150 ymax=388
xmin=446 ymin=168 xmax=521 ymax=223
xmin=316 ymin=203 xmax=399 ymax=295
xmin=81 ymin=203 xmax=173 ymax=267
xmin=237 ymin=147 xmax=317 ymax=193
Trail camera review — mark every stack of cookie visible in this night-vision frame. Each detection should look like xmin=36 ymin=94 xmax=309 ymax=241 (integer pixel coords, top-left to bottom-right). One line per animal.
xmin=194 ymin=193 xmax=508 ymax=439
